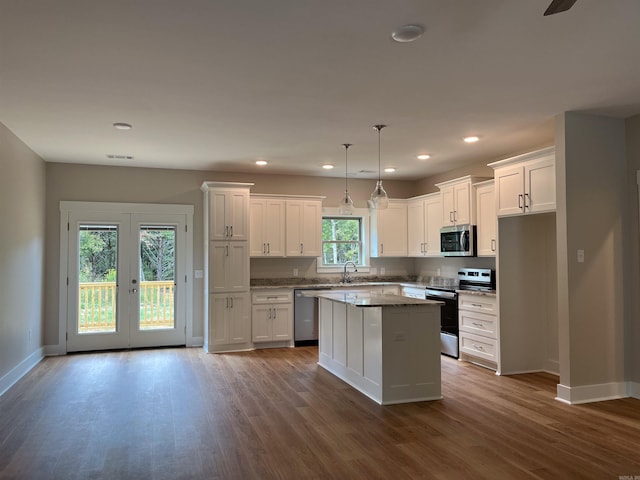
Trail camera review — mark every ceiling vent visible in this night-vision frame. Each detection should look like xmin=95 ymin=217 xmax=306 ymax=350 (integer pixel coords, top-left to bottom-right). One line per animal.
xmin=358 ymin=169 xmax=376 ymax=174
xmin=106 ymin=154 xmax=134 ymax=160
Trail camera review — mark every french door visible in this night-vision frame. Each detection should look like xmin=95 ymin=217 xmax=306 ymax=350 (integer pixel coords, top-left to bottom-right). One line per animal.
xmin=66 ymin=209 xmax=189 ymax=352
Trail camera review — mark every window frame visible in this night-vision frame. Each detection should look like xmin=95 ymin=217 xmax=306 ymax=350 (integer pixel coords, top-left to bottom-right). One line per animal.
xmin=316 ymin=207 xmax=371 ymax=273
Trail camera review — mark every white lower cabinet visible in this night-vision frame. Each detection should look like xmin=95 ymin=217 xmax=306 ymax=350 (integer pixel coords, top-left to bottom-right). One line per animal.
xmin=209 ymin=293 xmax=250 ymax=347
xmin=251 ymin=290 xmax=293 ymax=343
xmin=458 ymin=293 xmax=498 ymax=369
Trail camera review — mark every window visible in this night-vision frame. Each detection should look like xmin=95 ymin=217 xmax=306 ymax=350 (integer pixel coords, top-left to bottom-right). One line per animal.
xmin=322 ymin=217 xmax=362 ymax=266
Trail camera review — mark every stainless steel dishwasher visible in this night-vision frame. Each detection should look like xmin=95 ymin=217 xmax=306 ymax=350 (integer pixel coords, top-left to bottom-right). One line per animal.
xmin=294 ymin=288 xmax=331 ymax=347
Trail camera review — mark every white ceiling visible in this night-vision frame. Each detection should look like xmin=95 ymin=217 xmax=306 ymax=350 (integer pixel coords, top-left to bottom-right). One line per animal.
xmin=1 ymin=0 xmax=639 ymax=180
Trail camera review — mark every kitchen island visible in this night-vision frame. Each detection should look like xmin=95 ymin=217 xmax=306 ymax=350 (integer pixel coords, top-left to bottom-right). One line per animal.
xmin=313 ymin=290 xmax=443 ymax=405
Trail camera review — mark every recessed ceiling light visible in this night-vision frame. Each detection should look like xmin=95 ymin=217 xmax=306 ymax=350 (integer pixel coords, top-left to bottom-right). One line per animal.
xmin=463 ymin=136 xmax=480 ymax=143
xmin=322 ymin=164 xmax=334 ymax=170
xmin=112 ymin=122 xmax=132 ymax=130
xmin=391 ymin=24 xmax=425 ymax=43
xmin=255 ymin=160 xmax=268 ymax=166
xmin=417 ymin=154 xmax=431 ymax=160
xmin=384 ymin=167 xmax=396 ymax=173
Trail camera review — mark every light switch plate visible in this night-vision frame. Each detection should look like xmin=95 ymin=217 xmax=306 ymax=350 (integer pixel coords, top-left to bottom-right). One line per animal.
xmin=194 ymin=270 xmax=204 ymax=279
xmin=577 ymin=250 xmax=585 ymax=263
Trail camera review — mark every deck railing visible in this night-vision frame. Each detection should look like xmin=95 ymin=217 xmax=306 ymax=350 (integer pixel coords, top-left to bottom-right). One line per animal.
xmin=78 ymin=281 xmax=175 ymax=333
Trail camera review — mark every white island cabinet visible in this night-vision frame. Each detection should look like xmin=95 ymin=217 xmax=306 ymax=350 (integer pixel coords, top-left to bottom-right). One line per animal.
xmin=316 ymin=291 xmax=442 ymax=405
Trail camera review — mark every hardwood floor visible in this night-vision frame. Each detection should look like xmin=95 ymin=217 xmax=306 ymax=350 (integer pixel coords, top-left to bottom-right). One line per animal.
xmin=1 ymin=347 xmax=639 ymax=480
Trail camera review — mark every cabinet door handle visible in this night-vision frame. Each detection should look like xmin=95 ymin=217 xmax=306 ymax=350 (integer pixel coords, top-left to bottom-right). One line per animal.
xmin=226 ymin=297 xmax=229 ymax=308
xmin=268 ymin=307 xmax=272 ymax=319
xmin=449 ymin=211 xmax=454 ymax=223
xmin=518 ymin=194 xmax=523 ymax=209
xmin=300 ymin=243 xmax=304 ymax=254
xmin=524 ymin=193 xmax=530 ymax=210
xmin=273 ymin=308 xmax=277 ymax=319
xmin=267 ymin=243 xmax=270 ymax=254
xmin=224 ymin=226 xmax=229 ymax=237
xmin=230 ymin=297 xmax=233 ymax=308
xmin=453 ymin=210 xmax=457 ymax=222
xmin=263 ymin=243 xmax=266 ymax=254
xmin=230 ymin=226 xmax=233 ymax=237
xmin=380 ymin=244 xmax=384 ymax=255
xmin=491 ymin=239 xmax=496 ymax=251
xmin=226 ymin=245 xmax=229 ymax=257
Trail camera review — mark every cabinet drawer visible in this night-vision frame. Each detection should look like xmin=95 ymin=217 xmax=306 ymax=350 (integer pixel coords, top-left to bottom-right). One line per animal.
xmin=458 ymin=294 xmax=497 ymax=315
xmin=460 ymin=332 xmax=497 ymax=362
xmin=459 ymin=310 xmax=496 ymax=339
xmin=251 ymin=290 xmax=293 ymax=304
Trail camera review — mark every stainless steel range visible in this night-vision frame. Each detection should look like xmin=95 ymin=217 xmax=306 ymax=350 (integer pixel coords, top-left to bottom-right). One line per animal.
xmin=425 ymin=268 xmax=495 ymax=358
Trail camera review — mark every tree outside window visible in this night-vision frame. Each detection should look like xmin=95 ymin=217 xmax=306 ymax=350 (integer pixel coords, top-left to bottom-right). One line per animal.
xmin=322 ymin=217 xmax=362 ymax=265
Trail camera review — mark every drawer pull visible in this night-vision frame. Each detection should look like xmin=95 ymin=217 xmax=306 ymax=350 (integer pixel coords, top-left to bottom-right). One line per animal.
xmin=472 ymin=344 xmax=485 ymax=352
xmin=471 ymin=322 xmax=485 ymax=327
xmin=471 ymin=303 xmax=483 ymax=307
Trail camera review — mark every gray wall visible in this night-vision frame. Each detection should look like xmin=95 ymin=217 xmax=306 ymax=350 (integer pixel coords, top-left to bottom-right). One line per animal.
xmin=0 ymin=123 xmax=46 ymax=386
xmin=556 ymin=112 xmax=626 ymax=389
xmin=626 ymin=114 xmax=640 ymax=385
xmin=44 ymin=163 xmax=417 ymax=346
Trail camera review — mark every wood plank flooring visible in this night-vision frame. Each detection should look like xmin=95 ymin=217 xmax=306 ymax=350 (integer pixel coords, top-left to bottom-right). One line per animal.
xmin=1 ymin=347 xmax=639 ymax=479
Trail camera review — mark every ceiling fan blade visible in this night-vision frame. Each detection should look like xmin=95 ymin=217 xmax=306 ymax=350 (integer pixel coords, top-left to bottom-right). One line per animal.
xmin=544 ymin=0 xmax=578 ymax=16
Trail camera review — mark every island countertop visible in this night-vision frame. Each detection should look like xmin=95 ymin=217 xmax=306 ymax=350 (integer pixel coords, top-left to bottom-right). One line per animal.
xmin=308 ymin=290 xmax=443 ymax=308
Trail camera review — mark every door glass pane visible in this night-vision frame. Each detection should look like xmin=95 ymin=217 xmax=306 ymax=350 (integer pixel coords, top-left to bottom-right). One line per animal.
xmin=139 ymin=226 xmax=176 ymax=330
xmin=78 ymin=225 xmax=118 ymax=334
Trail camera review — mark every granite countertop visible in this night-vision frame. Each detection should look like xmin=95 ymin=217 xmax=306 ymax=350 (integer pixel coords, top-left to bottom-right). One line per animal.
xmin=250 ymin=277 xmax=434 ymax=290
xmin=456 ymin=289 xmax=497 ymax=297
xmin=308 ymin=290 xmax=444 ymax=308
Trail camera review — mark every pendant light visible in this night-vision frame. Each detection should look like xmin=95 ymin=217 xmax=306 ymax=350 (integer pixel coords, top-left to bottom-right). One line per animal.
xmin=370 ymin=124 xmax=389 ymax=209
xmin=338 ymin=143 xmax=355 ymax=215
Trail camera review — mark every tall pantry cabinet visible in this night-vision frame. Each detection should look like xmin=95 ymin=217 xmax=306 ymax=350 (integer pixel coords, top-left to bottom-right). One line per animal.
xmin=201 ymin=182 xmax=253 ymax=353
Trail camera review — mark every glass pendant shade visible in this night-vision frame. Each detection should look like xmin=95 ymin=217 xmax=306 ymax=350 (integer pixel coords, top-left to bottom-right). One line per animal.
xmin=338 ymin=190 xmax=354 ymax=214
xmin=338 ymin=143 xmax=355 ymax=214
xmin=370 ymin=180 xmax=389 ymax=209
xmin=370 ymin=124 xmax=389 ymax=209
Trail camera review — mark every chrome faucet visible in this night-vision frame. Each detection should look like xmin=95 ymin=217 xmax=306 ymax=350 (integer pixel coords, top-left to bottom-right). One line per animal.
xmin=342 ymin=261 xmax=358 ymax=283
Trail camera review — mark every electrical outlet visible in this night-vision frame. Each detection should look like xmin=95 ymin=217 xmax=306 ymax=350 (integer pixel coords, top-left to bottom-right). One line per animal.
xmin=370 ymin=267 xmax=377 ymax=275
xmin=293 ymin=268 xmax=299 ymax=277
xmin=194 ymin=270 xmax=203 ymax=279
xmin=577 ymin=249 xmax=585 ymax=263
xmin=380 ymin=267 xmax=386 ymax=275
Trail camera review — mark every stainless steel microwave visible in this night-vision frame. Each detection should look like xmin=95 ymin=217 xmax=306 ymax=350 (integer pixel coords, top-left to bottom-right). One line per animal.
xmin=440 ymin=224 xmax=476 ymax=257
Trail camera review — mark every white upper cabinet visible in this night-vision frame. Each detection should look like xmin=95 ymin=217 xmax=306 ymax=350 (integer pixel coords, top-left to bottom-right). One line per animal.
xmin=203 ymin=184 xmax=251 ymax=241
xmin=285 ymin=198 xmax=323 ymax=257
xmin=489 ymin=147 xmax=555 ymax=217
xmin=371 ymin=200 xmax=408 ymax=257
xmin=250 ymin=196 xmax=286 ymax=257
xmin=407 ymin=194 xmax=442 ymax=257
xmin=437 ymin=176 xmax=487 ymax=226
xmin=475 ymin=180 xmax=497 ymax=257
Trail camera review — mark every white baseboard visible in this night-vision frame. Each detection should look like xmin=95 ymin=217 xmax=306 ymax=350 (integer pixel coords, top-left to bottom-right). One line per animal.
xmin=628 ymin=381 xmax=640 ymax=399
xmin=556 ymin=381 xmax=628 ymax=404
xmin=0 ymin=348 xmax=45 ymax=398
xmin=187 ymin=336 xmax=204 ymax=348
xmin=44 ymin=344 xmax=65 ymax=356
